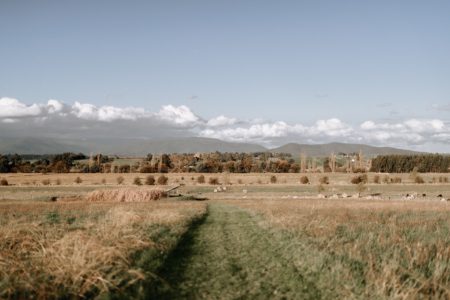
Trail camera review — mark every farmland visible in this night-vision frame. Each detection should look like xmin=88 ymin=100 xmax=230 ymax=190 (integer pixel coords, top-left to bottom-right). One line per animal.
xmin=1 ymin=172 xmax=450 ymax=299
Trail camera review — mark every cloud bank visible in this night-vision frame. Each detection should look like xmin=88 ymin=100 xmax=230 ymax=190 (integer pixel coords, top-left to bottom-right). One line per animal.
xmin=0 ymin=97 xmax=449 ymax=152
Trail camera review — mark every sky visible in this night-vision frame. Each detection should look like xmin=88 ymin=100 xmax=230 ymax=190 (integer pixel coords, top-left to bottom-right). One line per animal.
xmin=1 ymin=0 xmax=450 ymax=152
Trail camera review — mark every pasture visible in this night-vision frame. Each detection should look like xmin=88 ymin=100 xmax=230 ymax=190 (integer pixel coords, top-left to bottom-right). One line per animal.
xmin=1 ymin=172 xmax=450 ymax=299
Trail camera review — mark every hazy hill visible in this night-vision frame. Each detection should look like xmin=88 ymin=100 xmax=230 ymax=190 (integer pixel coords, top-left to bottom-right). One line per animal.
xmin=0 ymin=137 xmax=266 ymax=155
xmin=270 ymin=142 xmax=421 ymax=157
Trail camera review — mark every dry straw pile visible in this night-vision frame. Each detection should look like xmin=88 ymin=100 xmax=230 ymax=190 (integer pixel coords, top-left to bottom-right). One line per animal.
xmin=86 ymin=188 xmax=167 ymax=202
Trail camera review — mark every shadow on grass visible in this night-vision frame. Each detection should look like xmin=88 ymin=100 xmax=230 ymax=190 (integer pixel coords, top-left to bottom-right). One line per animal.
xmin=143 ymin=206 xmax=209 ymax=300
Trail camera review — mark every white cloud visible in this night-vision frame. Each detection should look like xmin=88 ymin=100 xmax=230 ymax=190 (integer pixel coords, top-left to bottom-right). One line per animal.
xmin=207 ymin=115 xmax=237 ymax=127
xmin=199 ymin=119 xmax=353 ymax=144
xmin=310 ymin=118 xmax=353 ymax=137
xmin=404 ymin=119 xmax=444 ymax=133
xmin=46 ymin=99 xmax=64 ymax=114
xmin=1 ymin=118 xmax=18 ymax=123
xmin=71 ymin=102 xmax=148 ymax=122
xmin=359 ymin=119 xmax=450 ymax=145
xmin=156 ymin=105 xmax=200 ymax=126
xmin=0 ymin=97 xmax=41 ymax=118
xmin=1 ymin=97 xmax=450 ymax=151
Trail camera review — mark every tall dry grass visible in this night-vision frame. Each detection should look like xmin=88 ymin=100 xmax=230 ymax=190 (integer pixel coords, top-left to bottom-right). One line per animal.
xmin=0 ymin=200 xmax=206 ymax=298
xmin=233 ymin=199 xmax=450 ymax=298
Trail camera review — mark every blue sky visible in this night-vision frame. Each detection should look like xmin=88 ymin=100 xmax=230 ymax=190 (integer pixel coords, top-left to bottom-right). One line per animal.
xmin=1 ymin=1 xmax=450 ymax=151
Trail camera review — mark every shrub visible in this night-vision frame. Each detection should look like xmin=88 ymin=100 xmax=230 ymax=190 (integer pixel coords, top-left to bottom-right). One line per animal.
xmin=356 ymin=182 xmax=367 ymax=197
xmin=139 ymin=165 xmax=154 ymax=173
xmin=74 ymin=177 xmax=82 ymax=184
xmin=237 ymin=179 xmax=243 ymax=184
xmin=145 ymin=175 xmax=155 ymax=185
xmin=270 ymin=175 xmax=277 ymax=184
xmin=133 ymin=177 xmax=142 ymax=186
xmin=383 ymin=175 xmax=390 ymax=184
xmin=42 ymin=179 xmax=51 ymax=186
xmin=391 ymin=177 xmax=402 ymax=184
xmin=208 ymin=177 xmax=219 ymax=185
xmin=319 ymin=176 xmax=329 ymax=185
xmin=157 ymin=175 xmax=168 ymax=185
xmin=439 ymin=176 xmax=448 ymax=183
xmin=300 ymin=176 xmax=309 ymax=184
xmin=351 ymin=174 xmax=368 ymax=184
xmin=116 ymin=176 xmax=125 ymax=185
xmin=101 ymin=178 xmax=106 ymax=184
xmin=55 ymin=178 xmax=62 ymax=185
xmin=373 ymin=175 xmax=380 ymax=184
xmin=0 ymin=178 xmax=8 ymax=186
xmin=197 ymin=175 xmax=205 ymax=184
xmin=414 ymin=176 xmax=425 ymax=184
xmin=317 ymin=183 xmax=325 ymax=193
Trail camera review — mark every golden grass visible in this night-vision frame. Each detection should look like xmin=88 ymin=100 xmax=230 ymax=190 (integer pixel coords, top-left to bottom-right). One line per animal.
xmin=0 ymin=200 xmax=206 ymax=298
xmin=231 ymin=199 xmax=450 ymax=298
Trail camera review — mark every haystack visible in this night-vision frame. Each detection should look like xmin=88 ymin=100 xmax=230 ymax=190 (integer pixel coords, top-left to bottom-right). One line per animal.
xmin=86 ymin=188 xmax=167 ymax=202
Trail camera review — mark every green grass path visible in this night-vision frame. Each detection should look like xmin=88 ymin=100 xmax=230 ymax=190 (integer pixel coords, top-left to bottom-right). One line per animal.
xmin=151 ymin=203 xmax=322 ymax=299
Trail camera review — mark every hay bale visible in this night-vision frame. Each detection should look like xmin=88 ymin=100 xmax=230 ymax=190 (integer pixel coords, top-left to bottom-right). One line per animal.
xmin=86 ymin=188 xmax=167 ymax=202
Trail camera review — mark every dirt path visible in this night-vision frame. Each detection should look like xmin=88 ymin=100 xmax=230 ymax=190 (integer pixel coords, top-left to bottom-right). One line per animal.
xmin=150 ymin=203 xmax=322 ymax=299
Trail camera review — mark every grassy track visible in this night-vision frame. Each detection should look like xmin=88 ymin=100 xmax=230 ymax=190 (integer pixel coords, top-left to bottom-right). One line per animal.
xmin=152 ymin=203 xmax=322 ymax=299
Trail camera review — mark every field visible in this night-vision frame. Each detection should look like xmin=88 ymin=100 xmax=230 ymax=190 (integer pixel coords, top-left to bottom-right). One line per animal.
xmin=1 ymin=172 xmax=450 ymax=299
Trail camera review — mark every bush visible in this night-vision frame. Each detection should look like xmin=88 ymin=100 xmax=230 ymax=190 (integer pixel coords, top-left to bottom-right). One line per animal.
xmin=439 ymin=176 xmax=448 ymax=183
xmin=414 ymin=176 xmax=425 ymax=184
xmin=319 ymin=176 xmax=329 ymax=185
xmin=116 ymin=176 xmax=125 ymax=185
xmin=391 ymin=177 xmax=402 ymax=184
xmin=373 ymin=175 xmax=380 ymax=184
xmin=55 ymin=178 xmax=62 ymax=185
xmin=197 ymin=175 xmax=205 ymax=184
xmin=317 ymin=183 xmax=325 ymax=193
xmin=0 ymin=178 xmax=8 ymax=186
xmin=139 ymin=165 xmax=154 ymax=173
xmin=209 ymin=177 xmax=219 ymax=185
xmin=270 ymin=175 xmax=277 ymax=184
xmin=101 ymin=178 xmax=106 ymax=184
xmin=145 ymin=175 xmax=155 ymax=185
xmin=42 ymin=179 xmax=51 ymax=186
xmin=74 ymin=177 xmax=82 ymax=184
xmin=133 ymin=177 xmax=142 ymax=186
xmin=351 ymin=174 xmax=368 ymax=184
xmin=300 ymin=176 xmax=309 ymax=184
xmin=383 ymin=175 xmax=390 ymax=184
xmin=237 ymin=179 xmax=243 ymax=184
xmin=157 ymin=175 xmax=168 ymax=185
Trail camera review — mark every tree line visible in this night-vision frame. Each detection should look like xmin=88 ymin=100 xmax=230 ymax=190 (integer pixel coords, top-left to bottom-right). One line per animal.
xmin=370 ymin=154 xmax=450 ymax=173
xmin=1 ymin=152 xmax=449 ymax=174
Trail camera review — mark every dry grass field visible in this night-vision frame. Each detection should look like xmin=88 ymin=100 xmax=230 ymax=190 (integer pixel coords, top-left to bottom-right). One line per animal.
xmin=1 ymin=172 xmax=450 ymax=298
xmin=231 ymin=199 xmax=450 ymax=298
xmin=0 ymin=199 xmax=206 ymax=299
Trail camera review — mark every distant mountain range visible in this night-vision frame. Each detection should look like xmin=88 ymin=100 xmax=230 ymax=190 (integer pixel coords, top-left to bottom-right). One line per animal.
xmin=271 ymin=142 xmax=421 ymax=157
xmin=0 ymin=136 xmax=422 ymax=157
